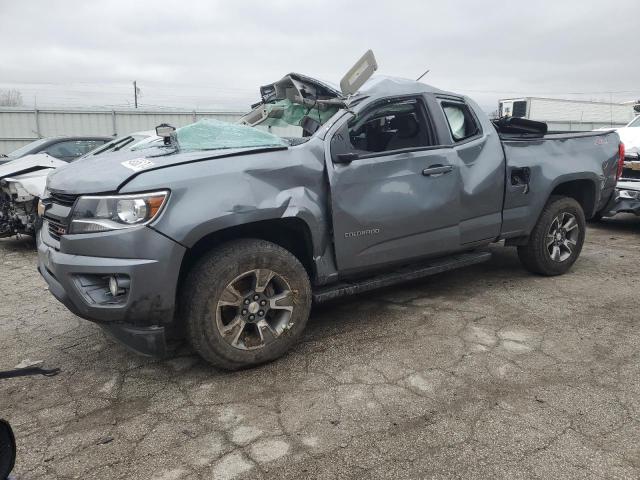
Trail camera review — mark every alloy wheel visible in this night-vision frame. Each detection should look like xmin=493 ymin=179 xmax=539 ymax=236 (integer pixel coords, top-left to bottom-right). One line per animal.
xmin=214 ymin=269 xmax=295 ymax=350
xmin=546 ymin=212 xmax=579 ymax=262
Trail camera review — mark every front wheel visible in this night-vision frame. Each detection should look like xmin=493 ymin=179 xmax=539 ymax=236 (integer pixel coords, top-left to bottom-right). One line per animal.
xmin=517 ymin=196 xmax=586 ymax=276
xmin=181 ymin=239 xmax=311 ymax=370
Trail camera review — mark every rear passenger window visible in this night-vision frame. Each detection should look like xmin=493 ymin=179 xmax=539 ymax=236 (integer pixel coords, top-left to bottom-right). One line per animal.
xmin=441 ymin=102 xmax=480 ymax=142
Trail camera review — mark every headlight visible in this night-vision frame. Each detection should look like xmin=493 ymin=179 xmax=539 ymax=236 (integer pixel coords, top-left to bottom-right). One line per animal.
xmin=618 ymin=189 xmax=640 ymax=200
xmin=69 ymin=191 xmax=169 ymax=234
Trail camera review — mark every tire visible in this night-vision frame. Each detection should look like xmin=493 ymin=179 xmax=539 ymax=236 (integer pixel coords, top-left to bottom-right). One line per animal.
xmin=181 ymin=239 xmax=311 ymax=370
xmin=517 ymin=196 xmax=586 ymax=276
xmin=0 ymin=419 xmax=16 ymax=480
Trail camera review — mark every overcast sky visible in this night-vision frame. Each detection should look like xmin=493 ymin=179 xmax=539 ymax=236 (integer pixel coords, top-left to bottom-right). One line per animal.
xmin=1 ymin=0 xmax=639 ymax=112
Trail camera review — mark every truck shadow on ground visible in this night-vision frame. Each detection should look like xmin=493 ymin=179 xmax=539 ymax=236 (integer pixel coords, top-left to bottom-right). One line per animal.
xmin=306 ymin=243 xmax=526 ymax=338
xmin=0 ymin=236 xmax=35 ymax=253
xmin=589 ymin=213 xmax=640 ymax=234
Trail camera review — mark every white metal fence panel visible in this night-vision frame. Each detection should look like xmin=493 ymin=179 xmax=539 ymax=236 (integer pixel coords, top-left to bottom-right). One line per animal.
xmin=37 ymin=111 xmax=114 ymax=137
xmin=0 ymin=108 xmax=246 ymax=155
xmin=0 ymin=110 xmax=37 ymax=139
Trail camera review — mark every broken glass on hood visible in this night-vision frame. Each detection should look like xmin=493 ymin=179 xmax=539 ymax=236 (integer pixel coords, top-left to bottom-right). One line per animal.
xmin=175 ymin=119 xmax=288 ymax=151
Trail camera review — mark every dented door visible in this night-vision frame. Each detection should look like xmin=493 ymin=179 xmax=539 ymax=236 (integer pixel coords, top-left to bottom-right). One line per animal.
xmin=327 ymin=148 xmax=461 ymax=273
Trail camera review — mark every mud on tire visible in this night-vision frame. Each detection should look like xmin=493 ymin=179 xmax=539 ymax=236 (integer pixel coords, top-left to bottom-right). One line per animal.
xmin=181 ymin=238 xmax=311 ymax=370
xmin=517 ymin=196 xmax=586 ymax=276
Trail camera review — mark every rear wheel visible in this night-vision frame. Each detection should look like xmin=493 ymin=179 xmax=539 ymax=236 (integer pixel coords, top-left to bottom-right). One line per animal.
xmin=517 ymin=196 xmax=586 ymax=276
xmin=181 ymin=239 xmax=311 ymax=370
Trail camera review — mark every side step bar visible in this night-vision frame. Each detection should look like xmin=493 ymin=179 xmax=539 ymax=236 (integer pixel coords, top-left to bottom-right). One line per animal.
xmin=312 ymin=251 xmax=492 ymax=304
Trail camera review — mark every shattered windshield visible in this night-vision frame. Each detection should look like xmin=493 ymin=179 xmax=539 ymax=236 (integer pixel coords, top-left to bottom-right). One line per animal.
xmin=175 ymin=119 xmax=288 ymax=151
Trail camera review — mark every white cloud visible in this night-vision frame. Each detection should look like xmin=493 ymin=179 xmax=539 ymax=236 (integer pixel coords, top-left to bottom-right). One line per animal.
xmin=1 ymin=0 xmax=639 ymax=111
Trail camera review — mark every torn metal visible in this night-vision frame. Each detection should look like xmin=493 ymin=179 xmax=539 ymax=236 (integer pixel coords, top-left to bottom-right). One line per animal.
xmin=239 ymin=73 xmax=344 ymax=138
xmin=603 ymin=178 xmax=640 ymax=217
xmin=0 ymin=153 xmax=63 ymax=237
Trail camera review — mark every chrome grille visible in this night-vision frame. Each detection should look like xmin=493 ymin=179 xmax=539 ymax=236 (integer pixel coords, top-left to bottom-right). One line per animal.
xmin=49 ymin=192 xmax=78 ymax=207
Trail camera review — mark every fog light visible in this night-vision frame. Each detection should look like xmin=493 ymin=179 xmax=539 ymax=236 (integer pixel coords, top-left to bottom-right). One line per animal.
xmin=108 ymin=275 xmax=130 ymax=297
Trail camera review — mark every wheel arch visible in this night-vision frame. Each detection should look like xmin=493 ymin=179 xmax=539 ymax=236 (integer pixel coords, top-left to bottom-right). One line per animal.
xmin=177 ymin=217 xmax=316 ymax=298
xmin=505 ymin=175 xmax=597 ymax=247
xmin=549 ymin=177 xmax=598 ymax=218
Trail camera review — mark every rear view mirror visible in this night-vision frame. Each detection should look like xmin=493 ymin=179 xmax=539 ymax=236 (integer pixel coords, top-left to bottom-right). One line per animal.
xmin=340 ymin=50 xmax=378 ymax=96
xmin=155 ymin=123 xmax=176 ymax=145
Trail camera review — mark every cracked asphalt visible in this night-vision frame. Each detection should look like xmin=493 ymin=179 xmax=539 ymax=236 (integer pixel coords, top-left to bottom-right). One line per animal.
xmin=1 ymin=215 xmax=639 ymax=479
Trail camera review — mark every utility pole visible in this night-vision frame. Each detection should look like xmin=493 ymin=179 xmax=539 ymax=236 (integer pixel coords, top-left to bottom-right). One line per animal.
xmin=133 ymin=81 xmax=138 ymax=109
xmin=609 ymin=92 xmax=613 ymax=127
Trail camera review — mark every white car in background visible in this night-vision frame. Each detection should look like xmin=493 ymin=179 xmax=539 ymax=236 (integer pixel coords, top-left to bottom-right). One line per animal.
xmin=0 ymin=131 xmax=160 ymax=238
xmin=615 ymin=116 xmax=640 ymax=173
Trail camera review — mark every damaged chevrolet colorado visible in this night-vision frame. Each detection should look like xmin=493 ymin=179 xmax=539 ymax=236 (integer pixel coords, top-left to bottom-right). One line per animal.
xmin=37 ymin=53 xmax=623 ymax=369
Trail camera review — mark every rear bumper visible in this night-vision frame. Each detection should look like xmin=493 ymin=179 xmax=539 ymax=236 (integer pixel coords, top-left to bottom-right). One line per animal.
xmin=37 ymin=225 xmax=186 ymax=356
xmin=602 ymin=188 xmax=640 ymax=217
xmin=606 ymin=198 xmax=640 ymax=216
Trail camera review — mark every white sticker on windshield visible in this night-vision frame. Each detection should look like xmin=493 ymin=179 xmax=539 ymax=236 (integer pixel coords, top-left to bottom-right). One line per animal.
xmin=121 ymin=158 xmax=155 ymax=172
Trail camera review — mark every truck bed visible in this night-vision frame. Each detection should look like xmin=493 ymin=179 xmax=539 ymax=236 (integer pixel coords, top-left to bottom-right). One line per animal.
xmin=498 ymin=128 xmax=620 ymax=239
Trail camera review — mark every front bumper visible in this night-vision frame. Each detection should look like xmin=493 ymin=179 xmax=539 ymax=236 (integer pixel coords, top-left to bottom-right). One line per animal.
xmin=37 ymin=224 xmax=186 ymax=356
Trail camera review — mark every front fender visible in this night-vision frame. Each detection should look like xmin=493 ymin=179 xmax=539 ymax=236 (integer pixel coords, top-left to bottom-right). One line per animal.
xmin=120 ymin=141 xmax=331 ymax=259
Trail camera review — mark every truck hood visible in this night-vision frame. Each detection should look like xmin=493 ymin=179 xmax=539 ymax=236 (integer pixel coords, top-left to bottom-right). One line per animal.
xmin=0 ymin=153 xmax=66 ymax=180
xmin=46 ymin=145 xmax=288 ymax=195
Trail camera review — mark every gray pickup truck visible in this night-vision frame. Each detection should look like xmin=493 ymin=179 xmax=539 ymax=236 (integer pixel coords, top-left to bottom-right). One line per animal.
xmin=37 ymin=65 xmax=623 ymax=369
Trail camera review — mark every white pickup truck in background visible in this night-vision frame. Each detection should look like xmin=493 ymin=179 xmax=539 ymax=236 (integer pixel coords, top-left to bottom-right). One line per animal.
xmin=617 ymin=116 xmax=640 ymax=175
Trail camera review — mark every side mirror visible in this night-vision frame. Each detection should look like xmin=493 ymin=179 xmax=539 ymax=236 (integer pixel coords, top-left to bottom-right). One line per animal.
xmin=155 ymin=123 xmax=176 ymax=145
xmin=334 ymin=152 xmax=359 ymax=164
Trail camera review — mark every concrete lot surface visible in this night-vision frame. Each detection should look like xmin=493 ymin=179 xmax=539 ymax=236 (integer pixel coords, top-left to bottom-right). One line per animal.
xmin=1 ymin=216 xmax=639 ymax=479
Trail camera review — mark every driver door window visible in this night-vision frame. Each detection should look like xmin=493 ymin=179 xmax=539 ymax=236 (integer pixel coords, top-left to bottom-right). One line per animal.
xmin=346 ymin=99 xmax=433 ymax=155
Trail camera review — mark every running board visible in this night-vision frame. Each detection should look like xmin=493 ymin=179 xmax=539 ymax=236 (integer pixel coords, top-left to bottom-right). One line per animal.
xmin=312 ymin=251 xmax=492 ymax=304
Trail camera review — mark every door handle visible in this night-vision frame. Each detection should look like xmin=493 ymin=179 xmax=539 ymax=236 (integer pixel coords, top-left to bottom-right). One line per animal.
xmin=422 ymin=165 xmax=453 ymax=176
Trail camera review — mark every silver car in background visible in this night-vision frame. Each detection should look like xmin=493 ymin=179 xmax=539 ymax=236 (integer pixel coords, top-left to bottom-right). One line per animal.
xmin=0 ymin=131 xmax=159 ymax=238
